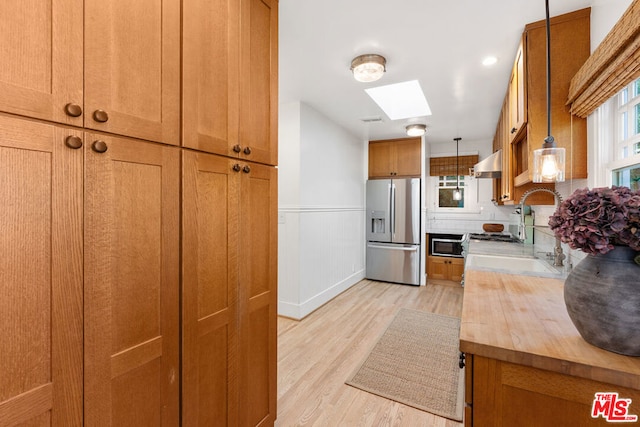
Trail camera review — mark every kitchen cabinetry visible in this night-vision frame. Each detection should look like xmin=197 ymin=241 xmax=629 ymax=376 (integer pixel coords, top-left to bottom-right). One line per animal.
xmin=368 ymin=137 xmax=421 ymax=178
xmin=461 ymin=269 xmax=640 ymax=427
xmin=183 ymin=0 xmax=278 ymax=165
xmin=182 ymin=151 xmax=277 ymax=426
xmin=0 ymin=114 xmax=180 ymax=425
xmin=0 ymin=0 xmax=180 ymax=145
xmin=1 ymin=0 xmax=278 ymax=424
xmin=427 ymin=256 xmax=464 ymax=282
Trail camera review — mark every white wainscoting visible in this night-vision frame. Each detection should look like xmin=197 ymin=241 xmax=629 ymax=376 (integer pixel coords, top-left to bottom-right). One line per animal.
xmin=278 ymin=206 xmax=365 ymax=320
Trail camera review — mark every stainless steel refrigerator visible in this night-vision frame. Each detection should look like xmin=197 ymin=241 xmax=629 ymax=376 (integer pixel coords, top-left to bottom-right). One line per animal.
xmin=366 ymin=178 xmax=421 ymax=285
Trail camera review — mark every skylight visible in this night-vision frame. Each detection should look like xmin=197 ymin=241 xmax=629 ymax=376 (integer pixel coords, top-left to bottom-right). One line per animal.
xmin=365 ymin=80 xmax=432 ymax=120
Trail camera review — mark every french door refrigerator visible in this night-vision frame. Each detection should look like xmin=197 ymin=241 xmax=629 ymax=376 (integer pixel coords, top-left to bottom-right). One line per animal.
xmin=366 ymin=178 xmax=421 ymax=285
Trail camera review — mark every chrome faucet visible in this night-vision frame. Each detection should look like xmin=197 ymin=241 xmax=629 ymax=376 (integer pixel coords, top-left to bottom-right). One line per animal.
xmin=518 ymin=188 xmax=566 ymax=267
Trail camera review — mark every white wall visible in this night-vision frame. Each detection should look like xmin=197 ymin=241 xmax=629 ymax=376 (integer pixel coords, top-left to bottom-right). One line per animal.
xmin=278 ymin=102 xmax=366 ymax=319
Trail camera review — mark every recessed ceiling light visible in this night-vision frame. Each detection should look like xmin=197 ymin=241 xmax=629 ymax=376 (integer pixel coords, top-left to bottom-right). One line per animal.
xmin=365 ymin=80 xmax=432 ymax=120
xmin=482 ymin=56 xmax=498 ymax=67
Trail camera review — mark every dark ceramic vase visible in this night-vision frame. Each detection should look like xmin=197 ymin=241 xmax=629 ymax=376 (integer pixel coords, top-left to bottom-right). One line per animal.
xmin=564 ymin=246 xmax=640 ymax=356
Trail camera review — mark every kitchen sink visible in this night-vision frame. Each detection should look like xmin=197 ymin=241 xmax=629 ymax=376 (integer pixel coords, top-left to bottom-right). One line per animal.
xmin=465 ymin=253 xmax=565 ymax=278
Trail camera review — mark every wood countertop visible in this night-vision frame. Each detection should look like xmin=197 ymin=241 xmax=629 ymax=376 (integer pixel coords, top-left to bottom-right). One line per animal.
xmin=460 ymin=268 xmax=640 ymax=390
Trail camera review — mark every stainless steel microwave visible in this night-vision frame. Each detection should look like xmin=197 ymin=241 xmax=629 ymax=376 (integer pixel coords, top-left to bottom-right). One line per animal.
xmin=430 ymin=234 xmax=465 ymax=258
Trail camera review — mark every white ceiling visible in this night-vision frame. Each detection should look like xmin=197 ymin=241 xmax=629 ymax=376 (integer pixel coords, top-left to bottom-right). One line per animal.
xmin=279 ymin=0 xmax=596 ymax=146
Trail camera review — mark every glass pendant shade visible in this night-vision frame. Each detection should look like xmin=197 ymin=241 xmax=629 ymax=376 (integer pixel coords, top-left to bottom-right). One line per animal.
xmin=533 ymin=146 xmax=565 ymax=182
xmin=452 ymin=188 xmax=462 ymax=201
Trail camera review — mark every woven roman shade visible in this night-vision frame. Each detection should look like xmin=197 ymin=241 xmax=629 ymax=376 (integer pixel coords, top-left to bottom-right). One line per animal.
xmin=429 ymin=155 xmax=478 ymax=177
xmin=567 ymin=0 xmax=640 ymax=117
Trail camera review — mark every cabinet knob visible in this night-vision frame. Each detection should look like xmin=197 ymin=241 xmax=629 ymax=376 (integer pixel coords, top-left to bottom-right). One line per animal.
xmin=232 ymin=163 xmax=242 ymax=172
xmin=243 ymin=146 xmax=252 ymax=155
xmin=93 ymin=109 xmax=109 ymax=123
xmin=242 ymin=165 xmax=251 ymax=174
xmin=91 ymin=140 xmax=108 ymax=153
xmin=65 ymin=135 xmax=83 ymax=149
xmin=511 ymin=127 xmax=517 ymax=134
xmin=64 ymin=103 xmax=83 ymax=117
xmin=233 ymin=144 xmax=242 ymax=153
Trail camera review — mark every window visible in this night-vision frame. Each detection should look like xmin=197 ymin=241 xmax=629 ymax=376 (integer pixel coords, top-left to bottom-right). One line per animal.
xmin=593 ymin=78 xmax=640 ymax=187
xmin=437 ymin=175 xmax=464 ymax=208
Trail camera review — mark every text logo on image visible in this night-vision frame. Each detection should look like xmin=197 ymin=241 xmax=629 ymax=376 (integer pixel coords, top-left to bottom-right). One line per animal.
xmin=592 ymin=392 xmax=638 ymax=422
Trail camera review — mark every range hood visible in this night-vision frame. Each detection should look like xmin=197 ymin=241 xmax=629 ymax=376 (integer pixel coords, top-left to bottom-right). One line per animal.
xmin=470 ymin=149 xmax=502 ymax=179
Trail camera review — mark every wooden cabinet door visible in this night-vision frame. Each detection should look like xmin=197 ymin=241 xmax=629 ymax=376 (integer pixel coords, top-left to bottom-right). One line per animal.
xmin=0 ymin=1 xmax=83 ymax=126
xmin=427 ymin=256 xmax=448 ymax=280
xmin=84 ymin=0 xmax=180 ymax=145
xmin=0 ymin=115 xmax=83 ymax=426
xmin=183 ymin=0 xmax=240 ymax=157
xmin=84 ymin=134 xmax=180 ymax=426
xmin=508 ymin=39 xmax=526 ymax=142
xmin=394 ymin=138 xmax=421 ymax=177
xmin=182 ymin=151 xmax=240 ymax=426
xmin=238 ymin=162 xmax=277 ymax=426
xmin=450 ymin=258 xmax=464 ymax=283
xmin=239 ymin=0 xmax=278 ymax=166
xmin=369 ymin=141 xmax=394 ymax=178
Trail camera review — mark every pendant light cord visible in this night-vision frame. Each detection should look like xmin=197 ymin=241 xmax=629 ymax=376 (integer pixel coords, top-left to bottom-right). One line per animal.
xmin=544 ymin=0 xmax=554 ymax=146
xmin=454 ymin=137 xmax=461 ymax=188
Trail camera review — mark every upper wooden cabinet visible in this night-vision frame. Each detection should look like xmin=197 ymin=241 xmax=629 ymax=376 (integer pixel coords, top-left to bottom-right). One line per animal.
xmin=369 ymin=137 xmax=421 ymax=179
xmin=0 ymin=0 xmax=180 ymax=145
xmin=508 ymin=38 xmax=527 ymax=142
xmin=183 ymin=0 xmax=278 ymax=165
xmin=492 ymin=8 xmax=590 ymax=204
xmin=84 ymin=0 xmax=180 ymax=144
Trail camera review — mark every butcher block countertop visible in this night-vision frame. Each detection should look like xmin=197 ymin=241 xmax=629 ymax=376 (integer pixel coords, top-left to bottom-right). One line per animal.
xmin=460 ymin=269 xmax=640 ymax=390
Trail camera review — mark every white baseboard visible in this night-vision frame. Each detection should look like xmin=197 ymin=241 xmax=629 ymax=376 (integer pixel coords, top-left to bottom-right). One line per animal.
xmin=278 ymin=269 xmax=365 ymax=320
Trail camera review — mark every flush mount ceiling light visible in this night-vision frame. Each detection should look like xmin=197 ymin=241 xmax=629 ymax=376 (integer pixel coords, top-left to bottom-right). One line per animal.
xmin=350 ymin=54 xmax=386 ymax=83
xmin=406 ymin=124 xmax=426 ymax=137
xmin=533 ymin=0 xmax=565 ymax=183
xmin=482 ymin=56 xmax=498 ymax=67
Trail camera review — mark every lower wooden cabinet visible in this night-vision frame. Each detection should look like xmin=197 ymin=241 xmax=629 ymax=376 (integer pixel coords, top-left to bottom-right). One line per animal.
xmin=465 ymin=354 xmax=640 ymax=426
xmin=84 ymin=133 xmax=180 ymax=425
xmin=182 ymin=150 xmax=277 ymax=426
xmin=0 ymin=115 xmax=83 ymax=426
xmin=427 ymin=256 xmax=464 ymax=282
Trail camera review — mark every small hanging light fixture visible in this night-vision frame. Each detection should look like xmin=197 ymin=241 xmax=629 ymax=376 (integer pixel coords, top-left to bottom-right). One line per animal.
xmin=532 ymin=0 xmax=565 ymax=182
xmin=350 ymin=54 xmax=386 ymax=83
xmin=453 ymin=137 xmax=462 ymax=201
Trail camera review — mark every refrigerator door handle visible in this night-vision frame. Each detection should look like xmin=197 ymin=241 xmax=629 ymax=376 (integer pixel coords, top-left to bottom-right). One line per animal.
xmin=367 ymin=244 xmax=418 ymax=252
xmin=390 ymin=183 xmax=396 ymax=237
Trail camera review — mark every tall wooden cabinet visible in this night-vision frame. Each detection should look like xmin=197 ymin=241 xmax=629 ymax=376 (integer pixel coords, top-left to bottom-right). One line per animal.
xmin=0 ymin=0 xmax=278 ymax=425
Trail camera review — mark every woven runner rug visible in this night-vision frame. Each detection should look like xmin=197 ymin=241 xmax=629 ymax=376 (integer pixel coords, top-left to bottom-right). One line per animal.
xmin=346 ymin=308 xmax=464 ymax=421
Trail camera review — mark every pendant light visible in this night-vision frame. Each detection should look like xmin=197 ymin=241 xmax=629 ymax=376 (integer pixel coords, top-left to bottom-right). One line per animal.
xmin=532 ymin=0 xmax=565 ymax=182
xmin=453 ymin=137 xmax=462 ymax=201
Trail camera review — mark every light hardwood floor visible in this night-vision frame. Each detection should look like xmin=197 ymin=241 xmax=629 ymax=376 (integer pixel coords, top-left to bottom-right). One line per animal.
xmin=276 ymin=279 xmax=465 ymax=426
